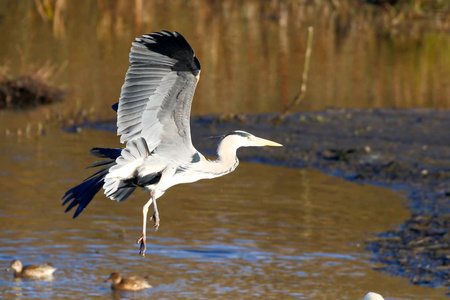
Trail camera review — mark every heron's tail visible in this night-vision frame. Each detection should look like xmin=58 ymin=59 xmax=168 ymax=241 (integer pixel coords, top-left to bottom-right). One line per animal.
xmin=103 ymin=138 xmax=150 ymax=201
xmin=61 ymin=147 xmax=135 ymax=218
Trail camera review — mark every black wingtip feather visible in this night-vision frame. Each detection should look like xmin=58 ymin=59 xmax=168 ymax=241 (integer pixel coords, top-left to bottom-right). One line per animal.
xmin=62 ymin=147 xmax=121 ymax=218
xmin=90 ymin=147 xmax=122 ymax=159
xmin=62 ymin=172 xmax=106 ymax=218
xmin=139 ymin=30 xmax=201 ymax=75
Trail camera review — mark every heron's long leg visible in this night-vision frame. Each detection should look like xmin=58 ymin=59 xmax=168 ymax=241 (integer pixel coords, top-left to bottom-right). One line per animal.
xmin=150 ymin=198 xmax=160 ymax=230
xmin=137 ymin=168 xmax=173 ymax=256
xmin=137 ymin=197 xmax=153 ymax=256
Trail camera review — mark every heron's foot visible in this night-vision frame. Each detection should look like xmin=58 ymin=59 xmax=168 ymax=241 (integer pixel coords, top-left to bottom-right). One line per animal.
xmin=150 ymin=212 xmax=160 ymax=231
xmin=137 ymin=235 xmax=146 ymax=257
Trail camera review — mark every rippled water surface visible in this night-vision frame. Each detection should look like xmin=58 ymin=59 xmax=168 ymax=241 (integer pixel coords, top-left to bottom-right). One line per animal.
xmin=0 ymin=129 xmax=448 ymax=299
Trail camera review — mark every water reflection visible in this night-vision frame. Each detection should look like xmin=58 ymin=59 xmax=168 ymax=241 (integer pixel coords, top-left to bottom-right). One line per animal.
xmin=0 ymin=129 xmax=448 ymax=299
xmin=0 ymin=0 xmax=449 ymax=130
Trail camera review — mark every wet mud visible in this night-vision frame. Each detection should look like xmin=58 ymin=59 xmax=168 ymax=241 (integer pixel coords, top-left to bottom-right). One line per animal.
xmin=77 ymin=107 xmax=450 ymax=289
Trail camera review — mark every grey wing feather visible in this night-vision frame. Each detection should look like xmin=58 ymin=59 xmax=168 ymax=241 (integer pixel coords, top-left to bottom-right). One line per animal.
xmin=117 ymin=31 xmax=201 ymax=158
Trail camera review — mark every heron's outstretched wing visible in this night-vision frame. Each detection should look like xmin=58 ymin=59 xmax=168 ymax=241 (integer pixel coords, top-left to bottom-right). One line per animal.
xmin=117 ymin=31 xmax=201 ymax=158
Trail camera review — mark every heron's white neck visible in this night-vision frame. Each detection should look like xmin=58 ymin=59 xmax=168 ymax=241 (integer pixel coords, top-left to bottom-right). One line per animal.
xmin=202 ymin=137 xmax=240 ymax=178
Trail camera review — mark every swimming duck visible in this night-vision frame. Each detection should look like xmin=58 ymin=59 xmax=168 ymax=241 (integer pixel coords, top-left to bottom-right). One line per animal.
xmin=6 ymin=259 xmax=56 ymax=279
xmin=105 ymin=272 xmax=152 ymax=291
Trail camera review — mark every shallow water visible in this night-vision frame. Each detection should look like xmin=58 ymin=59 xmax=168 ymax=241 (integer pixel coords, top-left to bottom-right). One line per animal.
xmin=0 ymin=129 xmax=448 ymax=299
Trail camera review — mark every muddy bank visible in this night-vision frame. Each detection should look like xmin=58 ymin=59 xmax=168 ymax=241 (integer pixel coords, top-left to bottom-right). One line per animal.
xmin=77 ymin=108 xmax=450 ymax=288
xmin=0 ymin=76 xmax=65 ymax=109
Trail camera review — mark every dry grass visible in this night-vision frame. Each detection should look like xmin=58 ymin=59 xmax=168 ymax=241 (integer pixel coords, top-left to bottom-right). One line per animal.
xmin=26 ymin=0 xmax=450 ymax=42
xmin=0 ymin=61 xmax=66 ymax=109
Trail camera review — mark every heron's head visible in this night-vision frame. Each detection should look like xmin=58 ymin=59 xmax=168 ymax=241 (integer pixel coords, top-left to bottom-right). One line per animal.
xmin=222 ymin=130 xmax=283 ymax=149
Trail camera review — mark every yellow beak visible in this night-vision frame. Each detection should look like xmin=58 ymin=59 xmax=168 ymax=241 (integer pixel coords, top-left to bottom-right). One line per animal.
xmin=250 ymin=136 xmax=283 ymax=147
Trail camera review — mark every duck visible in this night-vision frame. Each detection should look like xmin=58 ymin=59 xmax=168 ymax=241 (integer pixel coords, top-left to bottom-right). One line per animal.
xmin=6 ymin=259 xmax=56 ymax=279
xmin=105 ymin=272 xmax=152 ymax=291
xmin=364 ymin=292 xmax=385 ymax=300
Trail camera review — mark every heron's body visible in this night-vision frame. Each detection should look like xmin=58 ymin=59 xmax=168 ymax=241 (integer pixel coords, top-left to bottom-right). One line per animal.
xmin=62 ymin=31 xmax=282 ymax=256
xmin=104 ymin=136 xmax=239 ymax=201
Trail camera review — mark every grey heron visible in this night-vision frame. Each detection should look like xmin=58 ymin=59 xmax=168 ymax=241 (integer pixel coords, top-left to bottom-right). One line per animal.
xmin=62 ymin=31 xmax=282 ymax=256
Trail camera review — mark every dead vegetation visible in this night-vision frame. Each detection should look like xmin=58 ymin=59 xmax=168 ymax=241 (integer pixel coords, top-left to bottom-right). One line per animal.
xmin=0 ymin=76 xmax=65 ymax=109
xmin=0 ymin=61 xmax=66 ymax=109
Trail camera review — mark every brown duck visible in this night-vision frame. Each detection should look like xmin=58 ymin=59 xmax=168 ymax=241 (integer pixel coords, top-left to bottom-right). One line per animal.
xmin=6 ymin=259 xmax=56 ymax=279
xmin=105 ymin=272 xmax=152 ymax=291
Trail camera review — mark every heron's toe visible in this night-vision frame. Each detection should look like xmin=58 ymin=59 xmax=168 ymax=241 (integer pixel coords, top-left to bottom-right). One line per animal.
xmin=137 ymin=236 xmax=146 ymax=256
xmin=151 ymin=213 xmax=160 ymax=231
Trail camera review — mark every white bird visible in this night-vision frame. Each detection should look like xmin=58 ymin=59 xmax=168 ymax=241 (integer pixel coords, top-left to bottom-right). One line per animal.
xmin=364 ymin=292 xmax=385 ymax=300
xmin=62 ymin=31 xmax=282 ymax=256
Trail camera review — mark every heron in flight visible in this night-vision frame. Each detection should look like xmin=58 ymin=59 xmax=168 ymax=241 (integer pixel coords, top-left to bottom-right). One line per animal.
xmin=62 ymin=31 xmax=282 ymax=256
